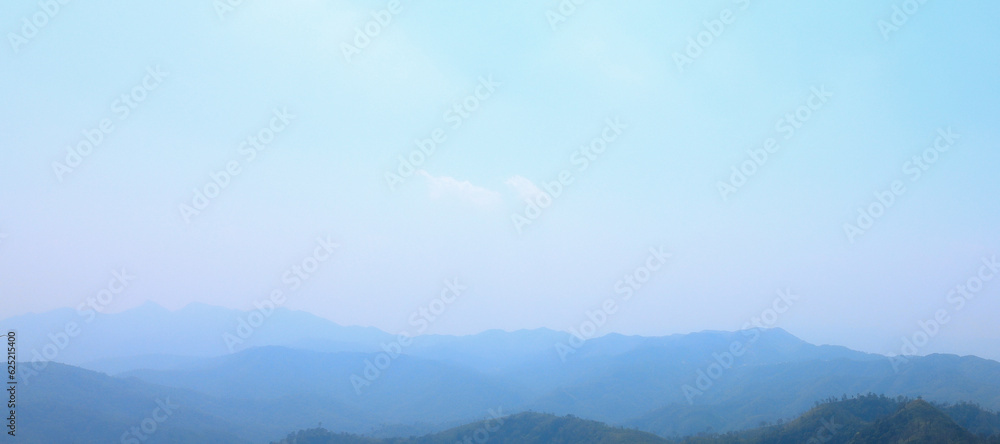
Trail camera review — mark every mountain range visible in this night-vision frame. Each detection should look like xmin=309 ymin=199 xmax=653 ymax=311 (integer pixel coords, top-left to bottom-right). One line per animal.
xmin=5 ymin=303 xmax=1000 ymax=443
xmin=271 ymin=394 xmax=1000 ymax=443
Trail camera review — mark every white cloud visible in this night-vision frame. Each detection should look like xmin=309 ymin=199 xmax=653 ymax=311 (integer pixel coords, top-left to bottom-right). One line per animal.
xmin=418 ymin=171 xmax=502 ymax=208
xmin=504 ymin=175 xmax=543 ymax=202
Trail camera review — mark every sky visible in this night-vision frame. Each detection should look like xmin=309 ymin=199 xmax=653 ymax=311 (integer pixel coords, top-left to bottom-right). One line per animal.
xmin=1 ymin=0 xmax=998 ymax=360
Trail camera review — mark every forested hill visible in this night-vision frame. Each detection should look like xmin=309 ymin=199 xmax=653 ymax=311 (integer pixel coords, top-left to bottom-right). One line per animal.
xmin=678 ymin=394 xmax=1000 ymax=443
xmin=272 ymin=394 xmax=1000 ymax=444
xmin=270 ymin=411 xmax=670 ymax=444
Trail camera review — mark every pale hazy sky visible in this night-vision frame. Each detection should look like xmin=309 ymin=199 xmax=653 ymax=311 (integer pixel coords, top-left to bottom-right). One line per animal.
xmin=1 ymin=1 xmax=998 ymax=360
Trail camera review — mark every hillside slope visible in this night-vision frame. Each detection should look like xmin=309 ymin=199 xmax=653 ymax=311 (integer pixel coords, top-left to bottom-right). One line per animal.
xmin=270 ymin=412 xmax=670 ymax=444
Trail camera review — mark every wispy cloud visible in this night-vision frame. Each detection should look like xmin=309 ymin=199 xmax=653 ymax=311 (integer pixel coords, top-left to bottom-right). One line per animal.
xmin=419 ymin=170 xmax=502 ymax=208
xmin=505 ymin=175 xmax=544 ymax=202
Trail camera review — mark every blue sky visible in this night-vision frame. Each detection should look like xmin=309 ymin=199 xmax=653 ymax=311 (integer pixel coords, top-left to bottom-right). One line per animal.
xmin=1 ymin=0 xmax=998 ymax=359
